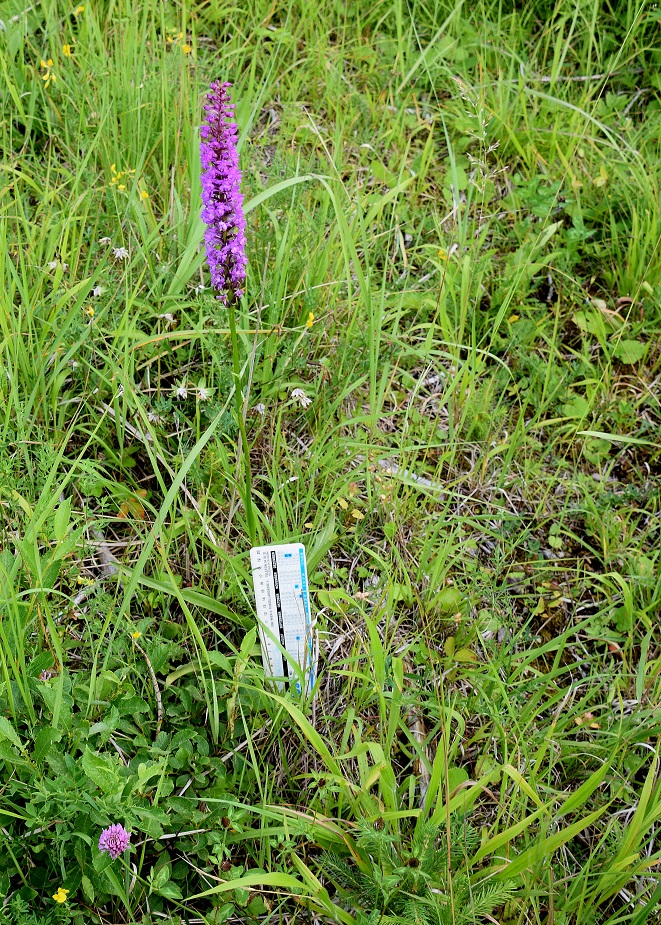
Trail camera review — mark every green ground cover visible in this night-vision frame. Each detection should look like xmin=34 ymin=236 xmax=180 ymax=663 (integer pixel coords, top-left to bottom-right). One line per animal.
xmin=0 ymin=0 xmax=659 ymax=922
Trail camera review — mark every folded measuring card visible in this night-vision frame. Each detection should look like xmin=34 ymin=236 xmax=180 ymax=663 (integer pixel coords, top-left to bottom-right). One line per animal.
xmin=249 ymin=543 xmax=317 ymax=694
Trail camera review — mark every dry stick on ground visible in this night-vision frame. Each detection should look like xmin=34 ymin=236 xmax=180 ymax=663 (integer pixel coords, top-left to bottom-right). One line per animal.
xmin=377 ymin=457 xmax=446 ymax=495
xmin=68 ymin=518 xmax=122 ymax=615
xmin=132 ymin=637 xmax=163 ymax=735
xmin=399 ymin=653 xmax=432 ymax=805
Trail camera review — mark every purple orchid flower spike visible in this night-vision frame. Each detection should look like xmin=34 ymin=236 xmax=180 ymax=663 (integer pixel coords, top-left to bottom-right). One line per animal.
xmin=200 ymin=81 xmax=247 ymax=303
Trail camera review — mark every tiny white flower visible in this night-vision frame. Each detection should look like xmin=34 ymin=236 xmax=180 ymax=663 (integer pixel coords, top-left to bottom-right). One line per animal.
xmin=158 ymin=264 xmax=168 ymax=274
xmin=147 ymin=411 xmax=163 ymax=424
xmin=197 ymin=387 xmax=211 ymax=401
xmin=254 ymin=402 xmax=266 ymax=416
xmin=175 ymin=385 xmax=188 ymax=400
xmin=193 ymin=283 xmax=206 ymax=295
xmin=158 ymin=312 xmax=176 ymax=326
xmin=113 ymin=247 xmax=129 ymax=261
xmin=48 ymin=260 xmax=58 ymax=270
xmin=62 ymin=262 xmax=69 ymax=270
xmin=291 ymin=388 xmax=312 ymax=408
xmin=92 ymin=286 xmax=104 ymax=297
xmin=99 ymin=236 xmax=112 ymax=245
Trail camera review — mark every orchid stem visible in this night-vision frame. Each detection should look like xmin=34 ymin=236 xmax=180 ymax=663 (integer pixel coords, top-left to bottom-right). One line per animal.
xmin=228 ymin=298 xmax=257 ymax=546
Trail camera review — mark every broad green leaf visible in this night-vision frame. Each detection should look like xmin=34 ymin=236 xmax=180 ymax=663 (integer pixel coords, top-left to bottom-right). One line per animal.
xmin=612 ymin=339 xmax=646 ymax=364
xmin=188 ymin=870 xmax=306 ymax=901
xmin=32 ymin=726 xmax=62 ymax=765
xmin=150 ymin=863 xmax=171 ymax=892
xmin=0 ymin=716 xmax=22 ymax=749
xmin=157 ymin=881 xmax=183 ymax=900
xmin=563 ymin=394 xmax=590 ymax=419
xmin=81 ymin=747 xmax=121 ymax=794
xmin=53 ymin=498 xmax=71 ymax=542
xmin=81 ymin=875 xmax=95 ymax=903
xmin=434 ymin=587 xmax=463 ymax=613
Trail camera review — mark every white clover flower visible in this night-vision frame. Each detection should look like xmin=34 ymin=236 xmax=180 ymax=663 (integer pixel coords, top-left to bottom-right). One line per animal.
xmin=92 ymin=286 xmax=104 ymax=297
xmin=254 ymin=402 xmax=266 ymax=416
xmin=113 ymin=247 xmax=129 ymax=261
xmin=291 ymin=388 xmax=312 ymax=408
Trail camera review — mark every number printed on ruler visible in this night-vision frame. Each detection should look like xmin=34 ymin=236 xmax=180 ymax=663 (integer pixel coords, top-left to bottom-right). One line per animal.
xmin=250 ymin=543 xmax=315 ymax=691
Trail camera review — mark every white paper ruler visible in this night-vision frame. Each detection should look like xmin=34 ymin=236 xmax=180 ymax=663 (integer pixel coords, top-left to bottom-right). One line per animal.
xmin=250 ymin=543 xmax=316 ymax=694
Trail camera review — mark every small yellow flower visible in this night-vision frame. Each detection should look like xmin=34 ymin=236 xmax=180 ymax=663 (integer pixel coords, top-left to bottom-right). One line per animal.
xmin=62 ymin=43 xmax=73 ymax=56
xmin=139 ymin=189 xmax=149 ymax=200
xmin=305 ymin=312 xmax=315 ymax=329
xmin=110 ymin=163 xmax=134 ymax=187
xmin=84 ymin=305 xmax=94 ymax=318
xmin=74 ymin=4 xmax=84 ymax=13
xmin=131 ymin=631 xmax=142 ymax=639
xmin=40 ymin=59 xmax=56 ymax=88
xmin=40 ymin=58 xmax=57 ymax=89
xmin=52 ymin=887 xmax=69 ymax=904
xmin=182 ymin=44 xmax=192 ymax=54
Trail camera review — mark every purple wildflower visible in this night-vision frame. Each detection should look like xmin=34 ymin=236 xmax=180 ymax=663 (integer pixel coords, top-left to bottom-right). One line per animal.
xmin=200 ymin=82 xmax=247 ymax=303
xmin=98 ymin=823 xmax=131 ymax=859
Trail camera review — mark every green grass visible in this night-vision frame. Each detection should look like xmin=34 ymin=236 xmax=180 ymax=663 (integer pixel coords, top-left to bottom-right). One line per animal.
xmin=0 ymin=0 xmax=659 ymax=922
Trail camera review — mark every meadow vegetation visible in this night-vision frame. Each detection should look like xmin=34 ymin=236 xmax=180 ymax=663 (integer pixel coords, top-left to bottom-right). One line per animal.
xmin=0 ymin=0 xmax=659 ymax=922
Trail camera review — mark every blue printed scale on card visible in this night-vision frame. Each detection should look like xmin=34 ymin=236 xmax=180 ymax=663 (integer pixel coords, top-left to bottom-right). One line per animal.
xmin=249 ymin=543 xmax=316 ymax=694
